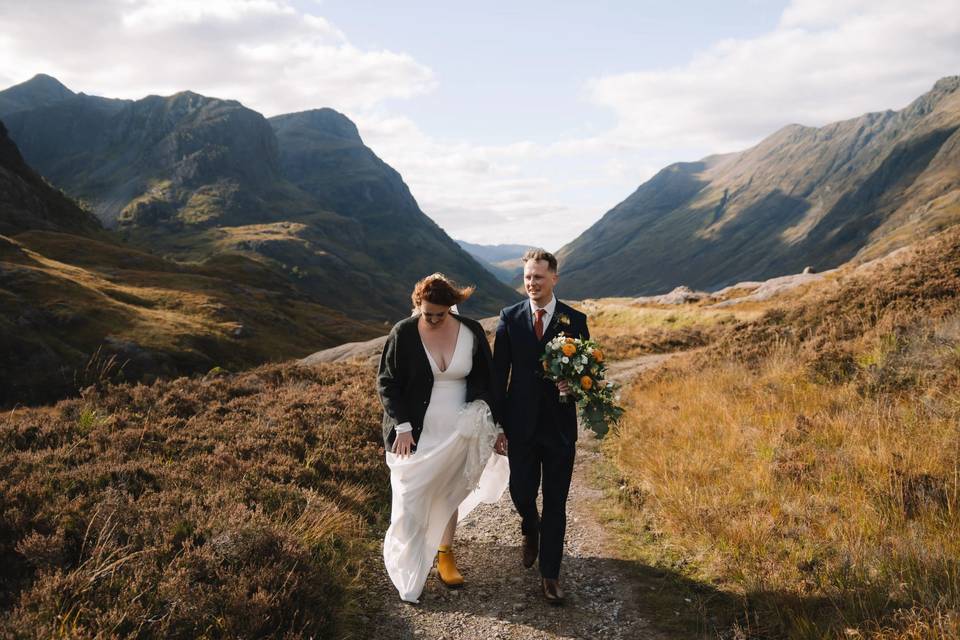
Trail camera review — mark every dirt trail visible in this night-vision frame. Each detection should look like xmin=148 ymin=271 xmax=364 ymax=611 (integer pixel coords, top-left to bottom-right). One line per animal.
xmin=604 ymin=353 xmax=676 ymax=384
xmin=366 ymin=353 xmax=677 ymax=640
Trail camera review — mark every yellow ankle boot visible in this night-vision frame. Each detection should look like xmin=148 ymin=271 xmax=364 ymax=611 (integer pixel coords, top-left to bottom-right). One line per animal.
xmin=437 ymin=545 xmax=464 ymax=587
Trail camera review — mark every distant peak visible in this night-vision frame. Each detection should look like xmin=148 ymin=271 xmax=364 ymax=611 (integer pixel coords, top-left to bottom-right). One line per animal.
xmin=29 ymin=72 xmax=61 ymax=83
xmin=932 ymin=75 xmax=960 ymax=94
xmin=272 ymin=108 xmax=361 ymax=141
xmin=3 ymin=72 xmax=72 ymax=94
xmin=22 ymin=73 xmax=72 ymax=92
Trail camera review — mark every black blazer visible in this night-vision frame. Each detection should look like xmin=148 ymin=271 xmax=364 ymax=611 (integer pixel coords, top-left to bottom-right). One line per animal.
xmin=492 ymin=299 xmax=589 ymax=444
xmin=377 ymin=313 xmax=500 ymax=449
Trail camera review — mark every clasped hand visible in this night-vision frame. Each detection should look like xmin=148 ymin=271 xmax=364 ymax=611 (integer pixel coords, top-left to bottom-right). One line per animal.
xmin=494 ymin=432 xmax=508 ymax=456
xmin=392 ymin=431 xmax=415 ymax=457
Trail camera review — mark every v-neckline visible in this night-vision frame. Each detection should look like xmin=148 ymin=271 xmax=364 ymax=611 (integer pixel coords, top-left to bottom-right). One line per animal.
xmin=421 ymin=320 xmax=463 ymax=374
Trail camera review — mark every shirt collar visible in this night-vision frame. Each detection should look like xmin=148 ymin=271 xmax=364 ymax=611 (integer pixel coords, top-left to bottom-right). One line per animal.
xmin=530 ymin=295 xmax=557 ymax=316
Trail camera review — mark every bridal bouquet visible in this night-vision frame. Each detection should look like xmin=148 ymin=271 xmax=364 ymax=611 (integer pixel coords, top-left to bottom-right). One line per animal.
xmin=540 ymin=335 xmax=624 ymax=438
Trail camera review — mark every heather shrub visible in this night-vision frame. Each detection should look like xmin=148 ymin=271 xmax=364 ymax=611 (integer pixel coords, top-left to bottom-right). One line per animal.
xmin=0 ymin=362 xmax=387 ymax=639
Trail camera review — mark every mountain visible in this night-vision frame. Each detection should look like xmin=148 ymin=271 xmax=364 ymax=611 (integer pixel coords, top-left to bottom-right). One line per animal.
xmin=0 ymin=120 xmax=102 ymax=236
xmin=456 ymin=241 xmax=530 ymax=264
xmin=456 ymin=240 xmax=528 ymax=284
xmin=0 ymin=75 xmax=519 ymax=320
xmin=0 ymin=73 xmax=74 ymax=116
xmin=0 ymin=120 xmax=380 ymax=406
xmin=557 ymin=76 xmax=960 ymax=298
xmin=269 ymin=108 xmax=518 ymax=315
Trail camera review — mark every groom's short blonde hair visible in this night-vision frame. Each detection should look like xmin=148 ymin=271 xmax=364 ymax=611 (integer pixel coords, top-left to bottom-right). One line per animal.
xmin=521 ymin=248 xmax=558 ymax=272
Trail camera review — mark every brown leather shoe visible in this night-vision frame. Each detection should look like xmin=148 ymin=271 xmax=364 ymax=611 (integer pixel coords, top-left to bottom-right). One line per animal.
xmin=542 ymin=578 xmax=565 ymax=605
xmin=521 ymin=534 xmax=538 ymax=568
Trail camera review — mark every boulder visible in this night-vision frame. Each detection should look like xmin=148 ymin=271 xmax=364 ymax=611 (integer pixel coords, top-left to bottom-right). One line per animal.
xmin=633 ymin=286 xmax=710 ymax=305
xmin=708 ymin=271 xmax=834 ymax=307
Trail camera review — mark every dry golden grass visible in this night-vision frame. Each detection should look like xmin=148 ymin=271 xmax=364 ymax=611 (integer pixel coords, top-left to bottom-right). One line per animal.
xmin=578 ymin=298 xmax=756 ymax=361
xmin=606 ymin=226 xmax=960 ymax=638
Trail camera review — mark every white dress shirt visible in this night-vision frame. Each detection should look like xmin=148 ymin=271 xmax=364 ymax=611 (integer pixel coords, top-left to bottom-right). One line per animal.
xmin=530 ymin=294 xmax=557 ymax=333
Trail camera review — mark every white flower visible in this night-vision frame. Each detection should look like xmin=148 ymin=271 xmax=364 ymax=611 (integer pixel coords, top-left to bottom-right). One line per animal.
xmin=581 ymin=355 xmax=588 ymax=363
xmin=552 ymin=344 xmax=560 ymax=351
xmin=561 ymin=356 xmax=569 ymax=363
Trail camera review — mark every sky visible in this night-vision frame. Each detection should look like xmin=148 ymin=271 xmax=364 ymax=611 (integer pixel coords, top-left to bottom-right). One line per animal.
xmin=0 ymin=0 xmax=958 ymax=250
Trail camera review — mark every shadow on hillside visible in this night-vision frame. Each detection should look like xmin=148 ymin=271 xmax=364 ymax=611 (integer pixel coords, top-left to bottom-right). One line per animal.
xmin=373 ymin=541 xmax=842 ymax=639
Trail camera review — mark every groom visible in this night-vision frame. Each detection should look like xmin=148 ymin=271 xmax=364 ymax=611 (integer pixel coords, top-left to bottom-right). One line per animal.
xmin=493 ymin=248 xmax=589 ymax=605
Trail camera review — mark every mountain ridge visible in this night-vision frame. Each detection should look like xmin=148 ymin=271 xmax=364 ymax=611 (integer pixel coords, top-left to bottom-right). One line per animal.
xmin=557 ymin=76 xmax=960 ymax=298
xmin=0 ymin=75 xmax=519 ymax=320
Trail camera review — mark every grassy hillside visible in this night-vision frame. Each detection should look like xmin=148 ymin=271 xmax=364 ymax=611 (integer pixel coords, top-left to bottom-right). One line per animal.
xmin=0 ymin=361 xmax=387 ymax=639
xmin=580 ymin=297 xmax=759 ymax=361
xmin=605 ymin=225 xmax=960 ymax=638
xmin=0 ymin=231 xmax=382 ymax=407
xmin=0 ymin=119 xmax=102 ymax=237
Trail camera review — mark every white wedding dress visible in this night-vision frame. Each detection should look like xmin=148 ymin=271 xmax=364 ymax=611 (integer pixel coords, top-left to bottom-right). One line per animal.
xmin=383 ymin=325 xmax=511 ymax=603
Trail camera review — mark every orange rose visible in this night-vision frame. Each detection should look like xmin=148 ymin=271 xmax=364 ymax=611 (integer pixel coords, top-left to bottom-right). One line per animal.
xmin=561 ymin=343 xmax=577 ymax=357
xmin=580 ymin=376 xmax=593 ymax=390
xmin=592 ymin=349 xmax=604 ymax=363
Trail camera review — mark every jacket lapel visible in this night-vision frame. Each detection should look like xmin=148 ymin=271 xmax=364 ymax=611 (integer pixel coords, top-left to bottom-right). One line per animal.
xmin=539 ymin=308 xmax=561 ymax=345
xmin=519 ymin=301 xmax=538 ymax=346
xmin=540 ymin=301 xmax=572 ymax=345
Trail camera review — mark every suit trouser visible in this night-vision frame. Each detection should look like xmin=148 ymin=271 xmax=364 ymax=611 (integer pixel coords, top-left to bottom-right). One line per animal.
xmin=507 ymin=411 xmax=576 ymax=580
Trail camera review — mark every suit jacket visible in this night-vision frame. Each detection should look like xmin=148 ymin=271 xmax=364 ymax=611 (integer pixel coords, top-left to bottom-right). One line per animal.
xmin=493 ymin=299 xmax=590 ymax=444
xmin=377 ymin=313 xmax=500 ymax=449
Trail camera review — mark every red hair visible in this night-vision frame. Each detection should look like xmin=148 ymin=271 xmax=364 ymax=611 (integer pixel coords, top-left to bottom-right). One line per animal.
xmin=411 ymin=273 xmax=475 ymax=309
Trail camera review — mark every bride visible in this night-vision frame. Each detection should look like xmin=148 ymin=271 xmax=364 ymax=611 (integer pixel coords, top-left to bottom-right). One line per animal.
xmin=377 ymin=273 xmax=510 ymax=603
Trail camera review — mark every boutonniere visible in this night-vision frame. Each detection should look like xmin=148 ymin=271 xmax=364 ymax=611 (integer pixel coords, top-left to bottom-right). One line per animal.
xmin=557 ymin=313 xmax=571 ymax=326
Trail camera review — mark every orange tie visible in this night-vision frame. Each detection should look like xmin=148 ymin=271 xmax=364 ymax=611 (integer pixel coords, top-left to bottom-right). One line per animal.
xmin=534 ymin=308 xmax=546 ymax=340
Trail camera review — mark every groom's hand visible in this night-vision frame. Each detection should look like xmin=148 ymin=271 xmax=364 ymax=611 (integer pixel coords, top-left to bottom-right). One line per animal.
xmin=392 ymin=432 xmax=415 ymax=457
xmin=557 ymin=380 xmax=572 ymax=394
xmin=494 ymin=433 xmax=508 ymax=456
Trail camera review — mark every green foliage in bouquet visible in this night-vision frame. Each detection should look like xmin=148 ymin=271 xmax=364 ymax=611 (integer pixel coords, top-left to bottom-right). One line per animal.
xmin=540 ymin=335 xmax=624 ymax=438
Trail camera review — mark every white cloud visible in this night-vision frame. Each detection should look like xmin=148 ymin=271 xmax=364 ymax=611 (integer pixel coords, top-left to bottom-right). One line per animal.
xmin=120 ymin=0 xmax=298 ymax=29
xmin=354 ymin=112 xmax=595 ymax=249
xmin=0 ymin=0 xmax=434 ymax=115
xmin=587 ymin=0 xmax=960 ymax=152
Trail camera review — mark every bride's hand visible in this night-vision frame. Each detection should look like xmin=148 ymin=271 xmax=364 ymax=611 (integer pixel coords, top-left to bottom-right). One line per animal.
xmin=392 ymin=432 xmax=415 ymax=457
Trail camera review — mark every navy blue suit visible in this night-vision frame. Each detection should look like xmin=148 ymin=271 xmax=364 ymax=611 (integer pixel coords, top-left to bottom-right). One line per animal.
xmin=493 ymin=299 xmax=589 ymax=579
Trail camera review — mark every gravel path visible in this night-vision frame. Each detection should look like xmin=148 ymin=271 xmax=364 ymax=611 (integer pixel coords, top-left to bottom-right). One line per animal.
xmin=365 ymin=354 xmax=676 ymax=640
